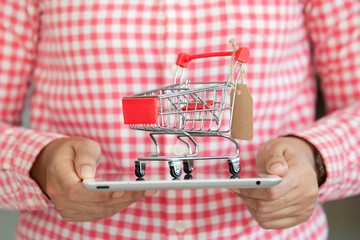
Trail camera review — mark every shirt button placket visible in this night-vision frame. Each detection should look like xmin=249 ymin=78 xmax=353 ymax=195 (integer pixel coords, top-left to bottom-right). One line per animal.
xmin=174 ymin=220 xmax=187 ymax=233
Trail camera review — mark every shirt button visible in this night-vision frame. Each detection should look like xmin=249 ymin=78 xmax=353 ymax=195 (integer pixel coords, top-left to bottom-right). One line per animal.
xmin=171 ymin=144 xmax=188 ymax=156
xmin=174 ymin=220 xmax=187 ymax=233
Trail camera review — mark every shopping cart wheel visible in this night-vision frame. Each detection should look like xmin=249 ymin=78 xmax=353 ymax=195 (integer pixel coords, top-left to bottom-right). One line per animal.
xmin=228 ymin=158 xmax=241 ymax=175
xmin=183 ymin=160 xmax=193 ymax=174
xmin=169 ymin=161 xmax=182 ymax=178
xmin=230 ymin=174 xmax=240 ymax=179
xmin=135 ymin=160 xmax=146 ymax=178
xmin=184 ymin=174 xmax=193 ymax=180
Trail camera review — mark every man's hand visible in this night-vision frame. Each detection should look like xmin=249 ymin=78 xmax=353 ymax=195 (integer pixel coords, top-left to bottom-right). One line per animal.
xmin=30 ymin=137 xmax=157 ymax=222
xmin=230 ymin=137 xmax=319 ymax=229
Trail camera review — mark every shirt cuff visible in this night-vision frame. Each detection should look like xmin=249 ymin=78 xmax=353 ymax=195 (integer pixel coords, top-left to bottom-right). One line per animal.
xmin=0 ymin=126 xmax=66 ymax=210
xmin=287 ymin=118 xmax=351 ymax=203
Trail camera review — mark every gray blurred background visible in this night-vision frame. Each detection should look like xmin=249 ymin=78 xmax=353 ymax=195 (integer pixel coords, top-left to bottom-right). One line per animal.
xmin=1 ymin=81 xmax=359 ymax=240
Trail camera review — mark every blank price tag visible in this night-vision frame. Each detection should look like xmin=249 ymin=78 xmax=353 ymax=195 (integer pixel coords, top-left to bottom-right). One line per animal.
xmin=230 ymin=84 xmax=253 ymax=140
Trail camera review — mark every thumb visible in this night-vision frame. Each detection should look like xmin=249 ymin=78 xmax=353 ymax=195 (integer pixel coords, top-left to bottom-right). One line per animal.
xmin=72 ymin=138 xmax=102 ymax=179
xmin=266 ymin=155 xmax=288 ymax=176
xmin=258 ymin=153 xmax=288 ymax=177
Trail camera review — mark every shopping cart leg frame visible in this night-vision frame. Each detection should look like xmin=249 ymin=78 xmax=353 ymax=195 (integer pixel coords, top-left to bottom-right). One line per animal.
xmin=148 ymin=133 xmax=160 ymax=157
xmin=176 ymin=135 xmax=195 ymax=174
xmin=133 ymin=132 xmax=241 ymax=178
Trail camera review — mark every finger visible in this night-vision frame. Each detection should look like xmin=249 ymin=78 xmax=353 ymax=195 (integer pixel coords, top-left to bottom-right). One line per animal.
xmin=230 ymin=176 xmax=296 ymax=200
xmin=236 ymin=188 xmax=313 ymax=214
xmin=53 ymin=179 xmax=115 ymax=203
xmin=92 ymin=189 xmax=156 ymax=204
xmin=72 ymin=138 xmax=102 ymax=179
xmin=259 ymin=216 xmax=310 ymax=229
xmin=62 ymin=181 xmax=147 ymax=204
xmin=55 ymin=198 xmax=138 ymax=222
xmin=74 ymin=187 xmax=158 ymax=204
xmin=248 ymin=202 xmax=313 ymax=222
xmin=235 ymin=184 xmax=316 ymax=218
xmin=54 ymin=165 xmax=152 ymax=204
xmin=257 ymin=143 xmax=288 ymax=176
xmin=239 ymin=193 xmax=294 ymax=213
xmin=246 ymin=204 xmax=312 ymax=229
xmin=264 ymin=154 xmax=288 ymax=176
xmin=144 ymin=190 xmax=158 ymax=197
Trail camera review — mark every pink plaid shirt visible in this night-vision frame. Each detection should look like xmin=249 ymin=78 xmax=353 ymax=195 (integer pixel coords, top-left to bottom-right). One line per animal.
xmin=1 ymin=1 xmax=359 ymax=239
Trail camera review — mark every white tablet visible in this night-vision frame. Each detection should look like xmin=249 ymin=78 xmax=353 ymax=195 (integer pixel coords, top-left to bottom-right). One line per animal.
xmin=82 ymin=171 xmax=282 ymax=191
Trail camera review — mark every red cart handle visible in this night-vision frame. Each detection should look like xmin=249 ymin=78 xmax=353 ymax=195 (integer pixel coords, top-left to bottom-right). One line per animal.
xmin=175 ymin=47 xmax=250 ymax=68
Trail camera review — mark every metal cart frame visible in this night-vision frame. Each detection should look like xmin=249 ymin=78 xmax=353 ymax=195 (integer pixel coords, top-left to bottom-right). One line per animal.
xmin=122 ymin=46 xmax=250 ymax=178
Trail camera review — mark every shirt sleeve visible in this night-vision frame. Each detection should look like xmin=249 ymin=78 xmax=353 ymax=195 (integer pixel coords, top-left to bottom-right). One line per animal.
xmin=291 ymin=0 xmax=360 ymax=203
xmin=0 ymin=0 xmax=64 ymax=211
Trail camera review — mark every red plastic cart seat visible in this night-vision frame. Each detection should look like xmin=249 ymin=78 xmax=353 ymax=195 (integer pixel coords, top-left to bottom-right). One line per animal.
xmin=122 ymin=97 xmax=158 ymax=124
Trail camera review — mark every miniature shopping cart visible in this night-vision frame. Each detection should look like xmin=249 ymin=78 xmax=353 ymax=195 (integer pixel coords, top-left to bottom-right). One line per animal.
xmin=122 ymin=46 xmax=250 ymax=178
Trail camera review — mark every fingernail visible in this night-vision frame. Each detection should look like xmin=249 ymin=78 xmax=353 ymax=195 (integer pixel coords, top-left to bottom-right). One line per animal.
xmin=270 ymin=163 xmax=284 ymax=173
xmin=229 ymin=188 xmax=241 ymax=194
xmin=80 ymin=165 xmax=94 ymax=179
xmin=112 ymin=191 xmax=125 ymax=199
xmin=144 ymin=190 xmax=157 ymax=197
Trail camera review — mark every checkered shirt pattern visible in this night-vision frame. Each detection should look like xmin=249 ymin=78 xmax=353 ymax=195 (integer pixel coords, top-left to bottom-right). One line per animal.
xmin=1 ymin=0 xmax=359 ymax=239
